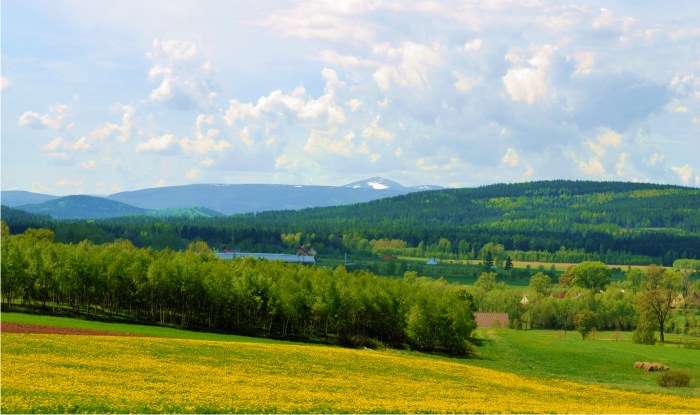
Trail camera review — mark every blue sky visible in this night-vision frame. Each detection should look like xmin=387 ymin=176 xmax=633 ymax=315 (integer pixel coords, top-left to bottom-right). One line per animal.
xmin=2 ymin=0 xmax=699 ymax=194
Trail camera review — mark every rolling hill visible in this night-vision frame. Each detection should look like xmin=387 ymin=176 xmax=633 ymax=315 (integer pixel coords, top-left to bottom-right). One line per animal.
xmin=227 ymin=180 xmax=700 ymax=261
xmin=17 ymin=195 xmax=148 ymax=219
xmin=4 ymin=180 xmax=699 ymax=262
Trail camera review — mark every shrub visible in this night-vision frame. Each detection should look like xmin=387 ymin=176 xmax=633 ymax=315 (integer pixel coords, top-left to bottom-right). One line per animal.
xmin=657 ymin=370 xmax=690 ymax=387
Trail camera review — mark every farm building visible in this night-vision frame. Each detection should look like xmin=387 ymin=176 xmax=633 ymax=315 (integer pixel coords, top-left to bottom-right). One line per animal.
xmin=475 ymin=312 xmax=510 ymax=328
xmin=215 ymin=252 xmax=316 ymax=264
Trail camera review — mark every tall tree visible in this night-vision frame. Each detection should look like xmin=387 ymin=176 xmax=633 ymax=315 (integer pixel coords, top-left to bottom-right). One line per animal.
xmin=636 ymin=266 xmax=682 ymax=342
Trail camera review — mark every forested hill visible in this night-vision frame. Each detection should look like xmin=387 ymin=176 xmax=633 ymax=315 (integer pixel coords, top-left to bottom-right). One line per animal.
xmin=2 ymin=180 xmax=699 ymax=264
xmin=240 ymin=180 xmax=700 ymax=231
xmin=229 ymin=180 xmax=700 ymax=263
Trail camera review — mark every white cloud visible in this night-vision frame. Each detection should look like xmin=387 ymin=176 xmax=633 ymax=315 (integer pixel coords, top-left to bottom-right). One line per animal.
xmin=671 ymin=164 xmax=694 ymax=184
xmin=137 ymin=134 xmax=179 ymax=154
xmin=463 ymin=38 xmax=483 ymax=52
xmin=185 ymin=168 xmax=201 ymax=180
xmin=259 ymin=2 xmax=376 ymax=44
xmin=147 ymin=38 xmax=216 ymax=109
xmin=304 ymin=130 xmax=355 ymax=157
xmin=148 ymin=39 xmax=198 ymax=61
xmin=80 ymin=160 xmax=97 ymax=169
xmin=577 ymin=157 xmax=605 ymax=177
xmin=453 ymin=72 xmax=481 ymax=93
xmin=587 ymin=128 xmax=622 ymax=158
xmin=0 ymin=76 xmax=9 ymax=90
xmin=42 ymin=137 xmax=67 ymax=152
xmin=224 ymin=69 xmax=346 ymax=127
xmin=55 ymin=178 xmax=83 ymax=188
xmin=647 ymin=152 xmax=665 ymax=166
xmin=501 ymin=148 xmax=520 ymax=167
xmin=90 ymin=104 xmax=135 ymax=143
xmin=180 ymin=115 xmax=232 ymax=154
xmin=573 ymin=51 xmax=594 ymax=76
xmin=372 ymin=42 xmax=443 ymax=91
xmin=362 ymin=117 xmax=393 ymax=141
xmin=503 ymin=45 xmax=554 ymax=104
xmin=18 ymin=104 xmax=68 ymax=130
xmin=318 ymin=50 xmax=375 ymax=68
xmin=346 ymin=98 xmax=362 ymax=112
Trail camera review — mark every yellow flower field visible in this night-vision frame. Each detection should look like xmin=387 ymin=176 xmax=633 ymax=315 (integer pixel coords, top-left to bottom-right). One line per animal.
xmin=2 ymin=333 xmax=699 ymax=413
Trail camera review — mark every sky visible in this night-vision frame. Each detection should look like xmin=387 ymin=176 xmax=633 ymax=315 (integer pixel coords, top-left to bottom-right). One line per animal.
xmin=1 ymin=0 xmax=700 ymax=194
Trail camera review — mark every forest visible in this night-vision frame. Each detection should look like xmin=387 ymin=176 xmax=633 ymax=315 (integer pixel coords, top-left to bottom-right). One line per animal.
xmin=3 ymin=181 xmax=699 ymax=266
xmin=3 ymin=223 xmax=697 ymax=351
xmin=0 ymin=224 xmax=476 ymax=355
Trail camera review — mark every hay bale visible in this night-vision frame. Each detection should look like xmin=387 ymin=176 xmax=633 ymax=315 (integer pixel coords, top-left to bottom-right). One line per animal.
xmin=636 ymin=361 xmax=669 ymax=371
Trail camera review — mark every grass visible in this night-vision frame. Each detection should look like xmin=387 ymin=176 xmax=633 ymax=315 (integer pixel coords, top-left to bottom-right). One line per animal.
xmin=471 ymin=328 xmax=700 ymax=396
xmin=3 ymin=312 xmax=700 ymax=413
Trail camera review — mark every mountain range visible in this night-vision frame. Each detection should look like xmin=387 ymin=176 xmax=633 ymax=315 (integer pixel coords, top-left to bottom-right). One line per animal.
xmin=1 ymin=177 xmax=441 ymax=219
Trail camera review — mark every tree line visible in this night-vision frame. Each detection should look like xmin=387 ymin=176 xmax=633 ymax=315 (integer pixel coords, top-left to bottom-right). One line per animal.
xmin=471 ymin=261 xmax=699 ymax=341
xmin=1 ymin=224 xmax=476 ymax=355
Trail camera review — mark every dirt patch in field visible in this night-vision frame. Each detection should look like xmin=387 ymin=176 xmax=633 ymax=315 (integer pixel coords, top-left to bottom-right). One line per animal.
xmin=0 ymin=322 xmax=138 ymax=337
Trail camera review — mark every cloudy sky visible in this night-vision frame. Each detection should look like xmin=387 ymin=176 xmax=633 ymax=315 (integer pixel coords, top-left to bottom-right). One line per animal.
xmin=2 ymin=0 xmax=700 ymax=194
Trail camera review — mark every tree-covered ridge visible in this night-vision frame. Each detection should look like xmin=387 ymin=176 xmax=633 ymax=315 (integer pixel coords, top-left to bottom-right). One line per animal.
xmin=2 ymin=180 xmax=699 ymax=264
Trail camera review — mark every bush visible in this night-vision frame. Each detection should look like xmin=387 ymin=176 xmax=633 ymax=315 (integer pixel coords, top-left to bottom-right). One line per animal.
xmin=657 ymin=370 xmax=690 ymax=387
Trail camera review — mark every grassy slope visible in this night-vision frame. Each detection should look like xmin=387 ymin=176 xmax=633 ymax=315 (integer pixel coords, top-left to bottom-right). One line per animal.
xmin=471 ymin=328 xmax=700 ymax=396
xmin=2 ymin=312 xmax=700 ymax=413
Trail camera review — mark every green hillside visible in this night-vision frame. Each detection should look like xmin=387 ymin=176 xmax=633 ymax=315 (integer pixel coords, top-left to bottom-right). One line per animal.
xmin=228 ymin=180 xmax=700 ymax=263
xmin=17 ymin=195 xmax=147 ymax=219
xmin=146 ymin=206 xmax=225 ymax=218
xmin=3 ymin=181 xmax=699 ymax=263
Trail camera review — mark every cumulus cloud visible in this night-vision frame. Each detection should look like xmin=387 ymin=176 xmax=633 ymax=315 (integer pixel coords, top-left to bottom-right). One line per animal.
xmin=463 ymin=38 xmax=483 ymax=52
xmin=147 ymin=38 xmax=217 ymax=109
xmin=185 ymin=168 xmax=201 ymax=180
xmin=8 ymin=1 xmax=700 ymax=190
xmin=137 ymin=134 xmax=179 ymax=154
xmin=18 ymin=104 xmax=69 ymax=130
xmin=501 ymin=148 xmax=520 ymax=167
xmin=453 ymin=72 xmax=481 ymax=93
xmin=372 ymin=42 xmax=443 ymax=91
xmin=224 ymin=68 xmax=347 ymax=128
xmin=503 ymin=45 xmax=555 ymax=104
xmin=671 ymin=164 xmax=694 ymax=185
xmin=362 ymin=117 xmax=393 ymax=141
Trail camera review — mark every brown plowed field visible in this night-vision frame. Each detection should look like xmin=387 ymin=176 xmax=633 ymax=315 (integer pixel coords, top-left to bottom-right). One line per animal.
xmin=0 ymin=322 xmax=136 ymax=337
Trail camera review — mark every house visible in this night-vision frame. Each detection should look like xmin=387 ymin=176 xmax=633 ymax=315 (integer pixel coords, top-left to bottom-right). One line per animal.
xmin=475 ymin=312 xmax=510 ymax=328
xmin=426 ymin=257 xmax=439 ymax=265
xmin=215 ymin=252 xmax=316 ymax=264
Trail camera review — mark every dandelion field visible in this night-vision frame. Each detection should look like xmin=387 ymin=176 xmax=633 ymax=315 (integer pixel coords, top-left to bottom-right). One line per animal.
xmin=2 ymin=323 xmax=700 ymax=413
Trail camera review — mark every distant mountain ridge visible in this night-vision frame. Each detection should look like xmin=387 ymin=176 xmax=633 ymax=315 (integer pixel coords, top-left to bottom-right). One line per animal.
xmin=106 ymin=177 xmax=437 ymax=215
xmin=1 ymin=190 xmax=58 ymax=207
xmin=2 ymin=177 xmax=440 ymax=219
